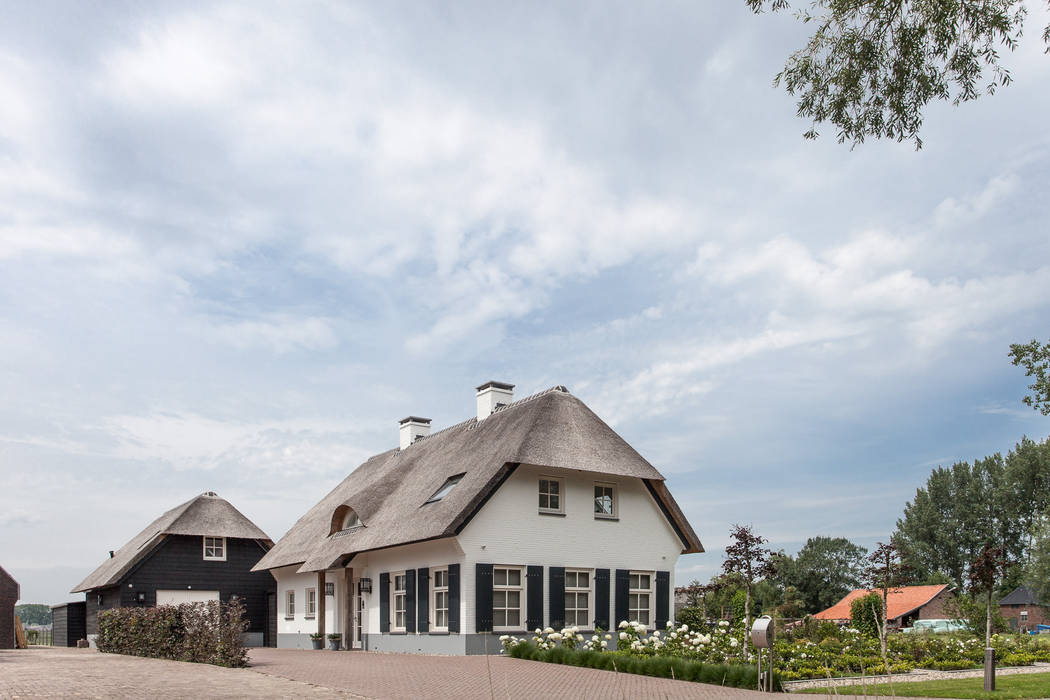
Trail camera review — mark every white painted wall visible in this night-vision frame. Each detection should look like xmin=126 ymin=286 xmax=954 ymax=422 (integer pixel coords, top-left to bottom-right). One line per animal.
xmin=273 ymin=565 xmax=343 ymax=640
xmin=457 ymin=463 xmax=683 ymax=634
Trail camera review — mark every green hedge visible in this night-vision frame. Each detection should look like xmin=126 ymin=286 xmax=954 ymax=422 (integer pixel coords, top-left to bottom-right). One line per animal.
xmin=506 ymin=641 xmax=783 ymax=691
xmin=97 ymin=599 xmax=248 ymax=668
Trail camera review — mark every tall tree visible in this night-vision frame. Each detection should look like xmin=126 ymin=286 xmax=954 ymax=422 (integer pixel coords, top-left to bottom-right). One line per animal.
xmin=723 ymin=524 xmax=777 ymax=656
xmin=745 ymin=0 xmax=1050 ymax=148
xmin=970 ymin=545 xmax=1009 ymax=647
xmin=862 ymin=542 xmax=911 ymax=675
xmin=1010 ymin=339 xmax=1050 ymax=415
xmin=1026 ymin=514 xmax=1050 ymax=606
xmin=777 ymin=536 xmax=868 ymax=613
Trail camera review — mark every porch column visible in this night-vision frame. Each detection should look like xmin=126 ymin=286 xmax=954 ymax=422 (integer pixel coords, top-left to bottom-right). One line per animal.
xmin=317 ymin=570 xmax=326 ymax=640
xmin=344 ymin=567 xmax=353 ymax=649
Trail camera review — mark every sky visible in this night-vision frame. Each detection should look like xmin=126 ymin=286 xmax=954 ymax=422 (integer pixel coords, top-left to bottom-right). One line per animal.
xmin=2 ymin=1 xmax=1048 ymax=605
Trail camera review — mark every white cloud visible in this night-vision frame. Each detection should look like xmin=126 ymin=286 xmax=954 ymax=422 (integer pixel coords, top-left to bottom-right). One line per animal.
xmin=205 ymin=315 xmax=339 ymax=354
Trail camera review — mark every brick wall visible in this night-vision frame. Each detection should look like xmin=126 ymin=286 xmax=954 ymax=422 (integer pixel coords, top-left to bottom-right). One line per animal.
xmin=916 ymin=588 xmax=954 ymax=620
xmin=1000 ymin=603 xmax=1050 ymax=631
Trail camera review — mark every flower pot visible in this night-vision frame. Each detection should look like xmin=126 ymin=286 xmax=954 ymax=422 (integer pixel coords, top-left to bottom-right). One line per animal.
xmin=328 ymin=638 xmax=341 ymax=650
xmin=311 ymin=637 xmax=324 ymax=650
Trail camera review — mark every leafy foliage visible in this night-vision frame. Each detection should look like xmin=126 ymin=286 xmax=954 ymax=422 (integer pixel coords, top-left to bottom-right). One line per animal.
xmin=851 ymin=592 xmax=883 ymax=638
xmin=723 ymin=524 xmax=777 ymax=652
xmin=1010 ymin=339 xmax=1050 ymax=415
xmin=745 ymin=0 xmax=1049 ymax=148
xmin=97 ymin=599 xmax=248 ymax=668
xmin=776 ymin=536 xmax=868 ymax=614
xmin=1027 ymin=515 xmax=1050 ymax=606
xmin=14 ymin=604 xmax=52 ymax=626
xmin=944 ymin=593 xmax=1009 ymax=637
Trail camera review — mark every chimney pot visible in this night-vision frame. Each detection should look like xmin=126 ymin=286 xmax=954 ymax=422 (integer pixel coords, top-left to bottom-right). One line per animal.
xmin=476 ymin=381 xmax=514 ymax=421
xmin=399 ymin=416 xmax=431 ymax=450
xmin=109 ymin=551 xmax=115 ymax=558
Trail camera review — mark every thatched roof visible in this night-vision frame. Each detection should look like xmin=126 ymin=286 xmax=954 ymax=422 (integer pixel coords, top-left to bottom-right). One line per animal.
xmin=72 ymin=492 xmax=272 ymax=593
xmin=255 ymin=386 xmax=702 ymax=574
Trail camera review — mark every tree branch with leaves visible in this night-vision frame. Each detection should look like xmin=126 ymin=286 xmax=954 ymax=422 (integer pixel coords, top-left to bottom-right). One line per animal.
xmin=723 ymin=524 xmax=777 ymax=657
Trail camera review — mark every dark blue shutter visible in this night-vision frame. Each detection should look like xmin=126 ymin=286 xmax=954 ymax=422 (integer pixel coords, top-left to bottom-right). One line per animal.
xmin=379 ymin=572 xmax=390 ymax=633
xmin=594 ymin=568 xmax=610 ymax=631
xmin=526 ymin=566 xmax=543 ymax=631
xmin=615 ymin=569 xmax=629 ymax=628
xmin=656 ymin=571 xmax=670 ymax=629
xmin=548 ymin=566 xmax=565 ymax=629
xmin=417 ymin=568 xmax=429 ymax=633
xmin=405 ymin=569 xmax=416 ymax=633
xmin=448 ymin=564 xmax=460 ymax=633
xmin=475 ymin=563 xmax=493 ymax=632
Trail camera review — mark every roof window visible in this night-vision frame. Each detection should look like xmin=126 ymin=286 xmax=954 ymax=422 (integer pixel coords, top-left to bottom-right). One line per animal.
xmin=425 ymin=473 xmax=465 ymax=504
xmin=330 ymin=505 xmax=363 ymax=535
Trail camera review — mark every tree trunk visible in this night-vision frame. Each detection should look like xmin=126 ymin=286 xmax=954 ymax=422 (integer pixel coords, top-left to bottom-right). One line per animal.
xmin=880 ymin=585 xmax=889 ymax=659
xmin=744 ymin=583 xmax=751 ymax=658
xmin=985 ymin=589 xmax=992 ymax=647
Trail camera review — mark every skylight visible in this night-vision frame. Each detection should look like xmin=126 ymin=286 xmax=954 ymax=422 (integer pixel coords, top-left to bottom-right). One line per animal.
xmin=425 ymin=473 xmax=464 ymax=504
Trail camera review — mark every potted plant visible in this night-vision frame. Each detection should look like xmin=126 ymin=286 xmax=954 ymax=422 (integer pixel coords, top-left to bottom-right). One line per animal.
xmin=327 ymin=632 xmax=342 ymax=650
xmin=309 ymin=632 xmax=324 ymax=650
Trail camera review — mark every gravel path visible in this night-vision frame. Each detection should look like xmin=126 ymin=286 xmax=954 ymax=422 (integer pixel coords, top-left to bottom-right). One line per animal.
xmin=786 ymin=662 xmax=1050 ymax=691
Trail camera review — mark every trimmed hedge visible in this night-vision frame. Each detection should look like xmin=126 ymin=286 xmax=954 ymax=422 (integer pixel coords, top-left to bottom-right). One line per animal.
xmin=97 ymin=599 xmax=248 ymax=668
xmin=506 ymin=641 xmax=784 ymax=691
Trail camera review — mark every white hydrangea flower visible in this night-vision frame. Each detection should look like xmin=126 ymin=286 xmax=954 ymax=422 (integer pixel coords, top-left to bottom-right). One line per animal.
xmin=730 ymin=638 xmax=739 ymax=647
xmin=619 ymin=632 xmax=628 ymax=640
xmin=544 ymin=627 xmax=554 ymax=634
xmin=718 ymin=620 xmax=729 ymax=627
xmin=499 ymin=635 xmax=509 ymax=642
xmin=652 ymin=630 xmax=660 ymax=638
xmin=601 ymin=640 xmax=608 ymax=648
xmin=604 ymin=633 xmax=612 ymax=640
xmin=618 ymin=620 xmax=629 ymax=629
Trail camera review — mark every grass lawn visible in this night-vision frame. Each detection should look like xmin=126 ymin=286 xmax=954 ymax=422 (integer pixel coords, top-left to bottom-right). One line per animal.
xmin=797 ymin=672 xmax=1050 ymax=699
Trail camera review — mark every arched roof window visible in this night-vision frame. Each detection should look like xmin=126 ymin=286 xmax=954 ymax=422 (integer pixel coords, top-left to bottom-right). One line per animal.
xmin=330 ymin=505 xmax=363 ymax=535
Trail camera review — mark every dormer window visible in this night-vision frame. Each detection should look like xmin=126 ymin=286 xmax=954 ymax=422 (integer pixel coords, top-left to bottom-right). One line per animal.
xmin=425 ymin=473 xmax=464 ymax=504
xmin=330 ymin=505 xmax=363 ymax=535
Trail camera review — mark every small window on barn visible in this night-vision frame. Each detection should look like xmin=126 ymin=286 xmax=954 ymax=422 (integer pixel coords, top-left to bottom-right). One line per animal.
xmin=425 ymin=473 xmax=465 ymax=504
xmin=203 ymin=536 xmax=226 ymax=561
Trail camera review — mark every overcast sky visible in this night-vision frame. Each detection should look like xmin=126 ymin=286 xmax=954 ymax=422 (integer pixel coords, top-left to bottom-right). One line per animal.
xmin=3 ymin=1 xmax=1049 ymax=605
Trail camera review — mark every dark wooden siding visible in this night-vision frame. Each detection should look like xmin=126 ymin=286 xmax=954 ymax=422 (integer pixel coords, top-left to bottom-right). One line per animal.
xmin=85 ymin=585 xmax=120 ymax=636
xmin=113 ymin=535 xmax=275 ymax=634
xmin=52 ymin=602 xmax=86 ymax=647
xmin=0 ymin=568 xmax=16 ymax=650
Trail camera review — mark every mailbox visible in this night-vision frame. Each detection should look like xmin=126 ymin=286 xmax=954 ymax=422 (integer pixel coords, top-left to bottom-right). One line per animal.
xmin=751 ymin=615 xmax=774 ymax=648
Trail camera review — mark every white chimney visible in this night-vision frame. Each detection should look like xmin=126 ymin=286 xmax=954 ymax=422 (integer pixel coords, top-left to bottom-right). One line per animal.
xmin=476 ymin=381 xmax=514 ymax=421
xmin=399 ymin=416 xmax=431 ymax=450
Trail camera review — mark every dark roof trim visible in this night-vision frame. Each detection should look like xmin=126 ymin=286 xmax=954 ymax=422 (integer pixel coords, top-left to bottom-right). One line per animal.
xmin=643 ymin=479 xmax=704 ymax=554
xmin=476 ymin=380 xmax=515 ymax=391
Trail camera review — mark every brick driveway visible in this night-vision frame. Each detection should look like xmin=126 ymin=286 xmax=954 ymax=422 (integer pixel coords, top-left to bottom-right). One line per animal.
xmin=2 ymin=646 xmax=909 ymax=699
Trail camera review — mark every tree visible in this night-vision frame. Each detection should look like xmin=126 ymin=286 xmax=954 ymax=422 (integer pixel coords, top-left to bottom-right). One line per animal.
xmin=850 ymin=591 xmax=883 ymax=638
xmin=862 ymin=542 xmax=911 ymax=671
xmin=776 ymin=536 xmax=868 ymax=613
xmin=1026 ymin=514 xmax=1050 ymax=605
xmin=14 ymin=604 xmax=52 ymax=626
xmin=723 ymin=524 xmax=777 ymax=656
xmin=745 ymin=0 xmax=1050 ymax=148
xmin=969 ymin=545 xmax=1009 ymax=646
xmin=1010 ymin=339 xmax=1050 ymax=415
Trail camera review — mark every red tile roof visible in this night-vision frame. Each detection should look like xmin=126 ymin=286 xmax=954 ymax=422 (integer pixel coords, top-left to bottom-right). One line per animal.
xmin=813 ymin=585 xmax=951 ymax=621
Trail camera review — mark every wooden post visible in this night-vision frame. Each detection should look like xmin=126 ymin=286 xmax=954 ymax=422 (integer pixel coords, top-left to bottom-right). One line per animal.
xmin=344 ymin=567 xmax=353 ymax=650
xmin=317 ymin=570 xmax=326 ymax=642
xmin=984 ymin=647 xmax=995 ymax=691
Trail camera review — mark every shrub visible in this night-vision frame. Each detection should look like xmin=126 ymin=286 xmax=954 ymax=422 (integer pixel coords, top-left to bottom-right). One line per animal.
xmin=850 ymin=593 xmax=882 ymax=638
xmin=97 ymin=599 xmax=248 ymax=668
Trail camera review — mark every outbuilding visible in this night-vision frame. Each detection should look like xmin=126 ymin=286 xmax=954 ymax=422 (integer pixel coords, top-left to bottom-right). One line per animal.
xmin=0 ymin=565 xmax=19 ymax=649
xmin=51 ymin=601 xmax=87 ymax=647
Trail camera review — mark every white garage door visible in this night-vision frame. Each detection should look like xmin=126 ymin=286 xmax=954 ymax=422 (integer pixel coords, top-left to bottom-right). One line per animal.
xmin=156 ymin=590 xmax=220 ymax=606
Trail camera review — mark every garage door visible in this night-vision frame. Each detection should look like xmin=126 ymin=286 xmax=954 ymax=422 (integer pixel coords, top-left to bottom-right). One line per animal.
xmin=156 ymin=590 xmax=220 ymax=606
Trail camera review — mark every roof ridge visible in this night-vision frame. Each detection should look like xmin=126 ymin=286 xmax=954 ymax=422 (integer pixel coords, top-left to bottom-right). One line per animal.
xmin=398 ymin=385 xmax=571 ymax=449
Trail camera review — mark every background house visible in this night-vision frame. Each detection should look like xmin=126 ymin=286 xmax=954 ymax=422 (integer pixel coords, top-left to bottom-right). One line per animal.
xmin=813 ymin=584 xmax=954 ymax=628
xmin=999 ymin=586 xmax=1049 ymax=632
xmin=71 ymin=491 xmax=276 ymax=647
xmin=255 ymin=382 xmax=703 ymax=653
xmin=0 ymin=565 xmax=19 ymax=649
xmin=51 ymin=602 xmax=86 ymax=647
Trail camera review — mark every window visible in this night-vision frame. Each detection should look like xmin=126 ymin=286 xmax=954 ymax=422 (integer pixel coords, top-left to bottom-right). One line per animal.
xmin=203 ymin=536 xmax=226 ymax=561
xmin=629 ymin=572 xmax=653 ymax=627
xmin=426 ymin=474 xmax=465 ymax=504
xmin=391 ymin=572 xmax=407 ymax=631
xmin=1021 ymin=610 xmax=1029 ymax=622
xmin=493 ymin=566 xmax=524 ymax=630
xmin=341 ymin=509 xmax=361 ymax=530
xmin=538 ymin=477 xmax=563 ymax=513
xmin=306 ymin=588 xmax=316 ymax=618
xmin=285 ymin=590 xmax=295 ymax=619
xmin=594 ymin=483 xmax=616 ymax=518
xmin=432 ymin=568 xmax=449 ymax=630
xmin=564 ymin=570 xmax=592 ymax=628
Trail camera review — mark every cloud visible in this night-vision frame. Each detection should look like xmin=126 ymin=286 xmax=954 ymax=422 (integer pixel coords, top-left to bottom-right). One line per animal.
xmin=205 ymin=315 xmax=339 ymax=354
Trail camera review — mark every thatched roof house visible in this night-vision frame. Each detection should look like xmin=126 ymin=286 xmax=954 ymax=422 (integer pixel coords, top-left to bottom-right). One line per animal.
xmin=257 ymin=382 xmax=702 ymax=653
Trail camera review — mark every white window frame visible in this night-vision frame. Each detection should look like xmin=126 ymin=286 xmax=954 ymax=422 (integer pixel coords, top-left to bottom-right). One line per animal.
xmin=1020 ymin=610 xmax=1029 ymax=622
xmin=203 ymin=536 xmax=226 ymax=561
xmin=564 ymin=569 xmax=594 ymax=629
xmin=305 ymin=587 xmax=316 ymax=619
xmin=492 ymin=565 xmax=525 ymax=632
xmin=628 ymin=571 xmax=654 ymax=630
xmin=285 ymin=590 xmax=295 ymax=619
xmin=594 ymin=482 xmax=617 ymax=519
xmin=538 ymin=477 xmax=564 ymax=514
xmin=391 ymin=571 xmax=407 ymax=632
xmin=431 ymin=568 xmax=449 ymax=632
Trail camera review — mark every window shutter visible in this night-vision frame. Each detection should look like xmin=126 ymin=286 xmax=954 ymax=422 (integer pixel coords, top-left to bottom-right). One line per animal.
xmin=448 ymin=563 xmax=460 ymax=633
xmin=614 ymin=569 xmax=629 ymax=628
xmin=548 ymin=566 xmax=565 ymax=629
xmin=417 ymin=567 xmax=430 ymax=633
xmin=405 ymin=569 xmax=417 ymax=633
xmin=379 ymin=572 xmax=390 ymax=634
xmin=526 ymin=566 xmax=543 ymax=631
xmin=475 ymin=563 xmax=493 ymax=632
xmin=594 ymin=568 xmax=610 ymax=631
xmin=656 ymin=570 xmax=670 ymax=629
